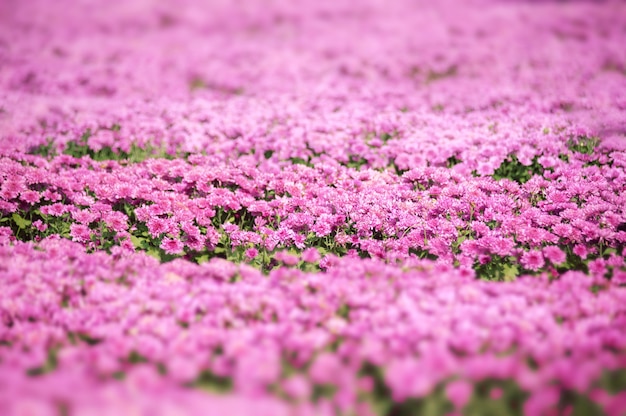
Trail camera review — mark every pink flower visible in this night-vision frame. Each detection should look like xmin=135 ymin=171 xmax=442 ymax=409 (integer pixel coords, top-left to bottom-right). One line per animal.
xmin=573 ymin=244 xmax=588 ymax=260
xmin=147 ymin=218 xmax=169 ymax=238
xmin=245 ymin=247 xmax=258 ymax=260
xmin=70 ymin=224 xmax=91 ymax=242
xmin=1 ymin=180 xmax=25 ymax=199
xmin=523 ymin=387 xmax=560 ymax=416
xmin=319 ymin=254 xmax=339 ymax=270
xmin=104 ymin=212 xmax=128 ymax=232
xmin=32 ymin=220 xmax=48 ymax=232
xmin=161 ymin=237 xmax=184 ymax=255
xmin=248 ymin=200 xmax=271 ymax=217
xmin=311 ymin=219 xmax=333 ymax=237
xmin=118 ymin=237 xmax=135 ymax=253
xmin=293 ymin=233 xmax=306 ymax=249
xmin=613 ymin=270 xmax=626 ymax=285
xmin=521 ymin=250 xmax=544 ymax=271
xmin=552 ymin=223 xmax=573 ymax=238
xmin=20 ymin=190 xmax=40 ymax=205
xmin=204 ymin=226 xmax=221 ymax=248
xmin=310 ymin=353 xmax=342 ymax=385
xmin=490 ymin=387 xmax=503 ymax=400
xmin=0 ymin=201 xmax=17 ymax=213
xmin=275 ymin=250 xmax=299 ymax=266
xmin=385 ymin=357 xmax=436 ymax=401
xmin=283 ymin=375 xmax=311 ymax=400
xmin=41 ymin=203 xmax=69 ymax=217
xmin=588 ymin=258 xmax=607 ymax=276
xmin=72 ymin=210 xmax=97 ymax=224
xmin=0 ymin=226 xmax=14 ymax=244
xmin=607 ymin=254 xmax=624 ymax=268
xmin=166 ymin=356 xmax=198 ymax=382
xmin=234 ymin=347 xmax=281 ymax=395
xmin=542 ymin=246 xmax=566 ymax=265
xmin=302 ymin=247 xmax=321 ymax=263
xmin=183 ymin=232 xmax=206 ymax=252
xmin=445 ymin=380 xmax=473 ymax=410
xmin=460 ymin=239 xmax=483 ymax=257
xmin=41 ymin=189 xmax=61 ymax=202
xmin=486 ymin=237 xmax=515 ymax=256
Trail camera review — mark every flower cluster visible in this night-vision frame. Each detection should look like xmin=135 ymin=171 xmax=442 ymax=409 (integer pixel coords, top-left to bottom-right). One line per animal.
xmin=1 ymin=0 xmax=626 ymax=414
xmin=1 ymin=137 xmax=624 ymax=280
xmin=1 ymin=239 xmax=626 ymax=415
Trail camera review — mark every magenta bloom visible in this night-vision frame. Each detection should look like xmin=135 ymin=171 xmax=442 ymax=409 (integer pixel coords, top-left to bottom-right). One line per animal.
xmin=521 ymin=250 xmax=545 ymax=271
xmin=69 ymin=223 xmax=91 ymax=243
xmin=160 ymin=237 xmax=184 ymax=255
xmin=301 ymin=247 xmax=321 ymax=263
xmin=245 ymin=247 xmax=258 ymax=260
xmin=309 ymin=353 xmax=342 ymax=385
xmin=613 ymin=270 xmax=626 ymax=285
xmin=445 ymin=380 xmax=473 ymax=410
xmin=42 ymin=203 xmax=69 ymax=217
xmin=20 ymin=190 xmax=41 ymax=205
xmin=588 ymin=258 xmax=607 ymax=276
xmin=32 ymin=220 xmax=48 ymax=232
xmin=523 ymin=387 xmax=560 ymax=416
xmin=147 ymin=218 xmax=170 ymax=238
xmin=282 ymin=375 xmax=311 ymax=400
xmin=275 ymin=250 xmax=299 ymax=266
xmin=542 ymin=246 xmax=566 ymax=265
xmin=573 ymin=244 xmax=588 ymax=260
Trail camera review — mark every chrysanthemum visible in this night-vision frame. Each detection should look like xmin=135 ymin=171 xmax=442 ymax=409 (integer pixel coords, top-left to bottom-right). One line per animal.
xmin=573 ymin=244 xmax=588 ymax=259
xmin=521 ymin=250 xmax=544 ymax=271
xmin=542 ymin=245 xmax=566 ymax=265
xmin=20 ymin=190 xmax=41 ymax=205
xmin=244 ymin=247 xmax=258 ymax=260
xmin=70 ymin=223 xmax=91 ymax=243
xmin=160 ymin=237 xmax=184 ymax=255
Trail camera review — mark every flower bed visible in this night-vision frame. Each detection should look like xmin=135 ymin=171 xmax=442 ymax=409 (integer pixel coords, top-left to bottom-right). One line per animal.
xmin=1 ymin=0 xmax=626 ymax=414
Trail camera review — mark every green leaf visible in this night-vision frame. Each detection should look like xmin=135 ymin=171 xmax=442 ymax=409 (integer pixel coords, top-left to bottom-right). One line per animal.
xmin=603 ymin=247 xmax=617 ymax=256
xmin=195 ymin=254 xmax=210 ymax=264
xmin=130 ymin=235 xmax=144 ymax=249
xmin=12 ymin=213 xmax=31 ymax=229
xmin=146 ymin=247 xmax=161 ymax=260
xmin=370 ymin=398 xmax=393 ymax=416
xmin=503 ymin=264 xmax=519 ymax=281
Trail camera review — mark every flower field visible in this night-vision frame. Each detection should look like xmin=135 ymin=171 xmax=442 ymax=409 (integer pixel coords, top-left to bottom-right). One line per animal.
xmin=1 ymin=0 xmax=626 ymax=414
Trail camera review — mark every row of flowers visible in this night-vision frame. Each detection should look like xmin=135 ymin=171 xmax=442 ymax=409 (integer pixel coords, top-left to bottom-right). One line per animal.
xmin=1 ymin=129 xmax=625 ymax=281
xmin=1 ymin=237 xmax=626 ymax=415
